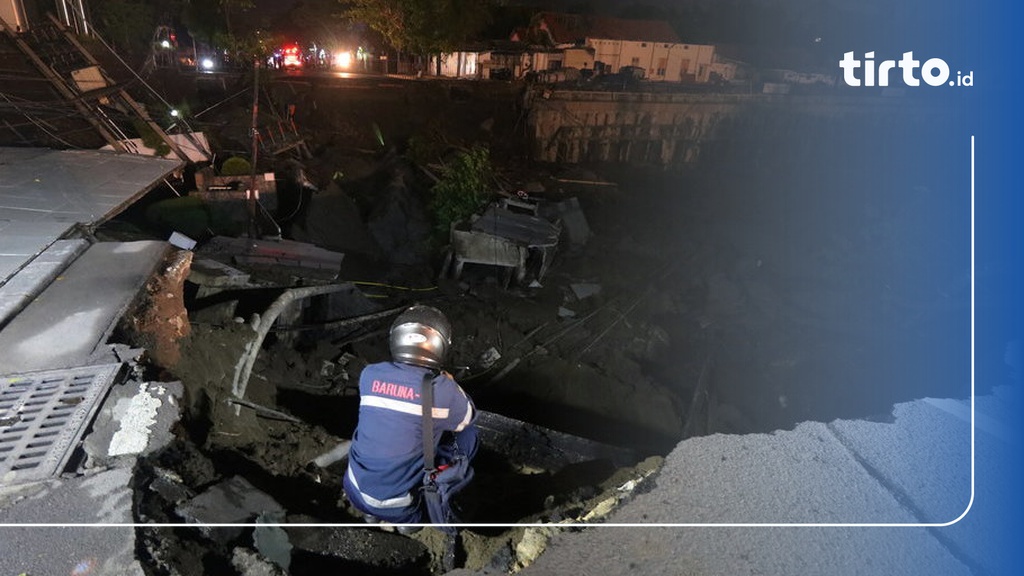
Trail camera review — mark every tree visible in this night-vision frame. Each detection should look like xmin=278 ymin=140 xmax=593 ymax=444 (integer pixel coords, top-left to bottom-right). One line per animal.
xmin=90 ymin=0 xmax=158 ymax=53
xmin=342 ymin=0 xmax=494 ymax=56
xmin=219 ymin=0 xmax=255 ymax=37
xmin=178 ymin=0 xmax=255 ymax=45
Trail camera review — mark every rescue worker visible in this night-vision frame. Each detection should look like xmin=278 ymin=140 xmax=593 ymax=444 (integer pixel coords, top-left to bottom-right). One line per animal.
xmin=343 ymin=305 xmax=478 ymax=527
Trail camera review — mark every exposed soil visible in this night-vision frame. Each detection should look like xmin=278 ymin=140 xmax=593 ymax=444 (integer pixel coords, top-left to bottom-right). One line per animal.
xmin=105 ymin=76 xmax=969 ymax=574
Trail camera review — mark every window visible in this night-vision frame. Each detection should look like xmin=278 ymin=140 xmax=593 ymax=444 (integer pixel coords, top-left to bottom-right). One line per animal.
xmin=656 ymin=57 xmax=667 ymax=76
xmin=631 ymin=57 xmax=640 ymax=67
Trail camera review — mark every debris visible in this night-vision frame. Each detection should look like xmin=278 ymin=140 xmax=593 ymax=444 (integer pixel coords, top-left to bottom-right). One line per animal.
xmin=169 ymin=231 xmax=197 ymax=250
xmin=319 ymin=360 xmax=335 ymax=377
xmin=199 ymin=236 xmax=345 ymax=278
xmin=487 ymin=357 xmax=522 ymax=384
xmin=477 ymin=347 xmax=502 ymax=369
xmin=232 ymin=547 xmax=287 ymax=576
xmin=147 ymin=467 xmax=193 ymax=506
xmin=569 ymin=282 xmax=602 ymax=301
xmin=188 ymin=258 xmax=252 ymax=290
xmin=444 ymin=226 xmax=528 ymax=286
xmin=553 ymin=177 xmax=617 ymax=187
xmin=513 ymin=527 xmax=556 ymax=573
xmin=540 ymin=197 xmax=591 ymax=248
xmin=231 ymin=283 xmax=367 ymax=404
xmin=176 ymin=476 xmax=286 ymax=543
xmin=286 ymin=524 xmax=430 ymax=571
xmin=84 ymin=380 xmax=184 ymax=467
xmin=105 ymin=382 xmax=181 ymax=458
xmin=253 ymin=512 xmax=292 ymax=572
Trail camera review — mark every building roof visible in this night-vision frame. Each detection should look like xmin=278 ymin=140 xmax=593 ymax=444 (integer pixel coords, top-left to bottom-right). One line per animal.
xmin=535 ymin=12 xmax=681 ymax=45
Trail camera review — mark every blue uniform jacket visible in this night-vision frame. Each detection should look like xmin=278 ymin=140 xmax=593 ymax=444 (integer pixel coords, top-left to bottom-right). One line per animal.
xmin=345 ymin=361 xmax=476 ymax=514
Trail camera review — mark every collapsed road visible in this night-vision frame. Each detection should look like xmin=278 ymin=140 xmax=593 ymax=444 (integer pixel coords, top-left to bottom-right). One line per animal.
xmin=0 ymin=144 xmax=686 ymax=574
xmin=1 ymin=77 xmax=1014 ymax=576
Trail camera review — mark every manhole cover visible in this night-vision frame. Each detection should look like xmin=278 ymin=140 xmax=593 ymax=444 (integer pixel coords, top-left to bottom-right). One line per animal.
xmin=0 ymin=364 xmax=122 ymax=486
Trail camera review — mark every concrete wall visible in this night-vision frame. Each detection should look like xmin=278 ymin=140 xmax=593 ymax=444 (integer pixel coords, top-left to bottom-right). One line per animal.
xmin=525 ymin=90 xmax=932 ymax=166
xmin=589 ymin=40 xmax=715 ymax=82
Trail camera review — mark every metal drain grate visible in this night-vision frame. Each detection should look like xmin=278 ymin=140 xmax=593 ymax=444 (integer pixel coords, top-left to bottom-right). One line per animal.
xmin=0 ymin=364 xmax=122 ymax=486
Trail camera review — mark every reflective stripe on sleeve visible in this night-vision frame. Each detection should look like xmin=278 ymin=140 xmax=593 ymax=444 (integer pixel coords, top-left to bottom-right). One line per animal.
xmin=346 ymin=467 xmax=414 ymax=509
xmin=453 ymin=401 xmax=474 ymax=432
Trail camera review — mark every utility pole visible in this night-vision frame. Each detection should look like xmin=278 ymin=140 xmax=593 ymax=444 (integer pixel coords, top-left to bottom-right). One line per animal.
xmin=248 ymin=57 xmax=260 ymax=239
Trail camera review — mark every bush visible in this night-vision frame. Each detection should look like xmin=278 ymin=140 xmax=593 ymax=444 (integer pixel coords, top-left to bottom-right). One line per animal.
xmin=132 ymin=118 xmax=171 ymax=157
xmin=220 ymin=156 xmax=252 ymax=176
xmin=429 ymin=146 xmax=493 ymax=240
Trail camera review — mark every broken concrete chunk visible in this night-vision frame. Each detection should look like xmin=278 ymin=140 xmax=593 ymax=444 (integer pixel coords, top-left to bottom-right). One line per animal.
xmin=232 ymin=547 xmax=287 ymax=576
xmin=176 ymin=476 xmax=286 ymax=543
xmin=286 ymin=525 xmax=430 ymax=571
xmin=188 ymin=257 xmax=252 ymax=288
xmin=83 ymin=381 xmax=184 ymax=469
xmin=254 ymin=512 xmax=292 ymax=572
xmin=540 ymin=197 xmax=591 ymax=247
xmin=569 ymin=282 xmax=602 ymax=301
xmin=169 ymin=231 xmax=197 ymax=250
xmin=148 ymin=467 xmax=194 ymax=506
xmin=477 ymin=347 xmax=502 ymax=369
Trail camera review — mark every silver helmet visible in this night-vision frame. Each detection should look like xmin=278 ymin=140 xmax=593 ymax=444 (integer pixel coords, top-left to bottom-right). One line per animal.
xmin=388 ymin=305 xmax=452 ymax=368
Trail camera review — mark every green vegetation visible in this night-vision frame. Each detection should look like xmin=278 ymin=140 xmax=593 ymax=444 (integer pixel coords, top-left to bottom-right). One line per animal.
xmin=91 ymin=0 xmax=156 ymax=54
xmin=405 ymin=133 xmax=443 ymax=167
xmin=144 ymin=195 xmax=241 ymax=238
xmin=428 ymin=145 xmax=493 ymax=241
xmin=344 ymin=0 xmax=493 ymax=57
xmin=131 ymin=118 xmax=171 ymax=157
xmin=220 ymin=156 xmax=252 ymax=176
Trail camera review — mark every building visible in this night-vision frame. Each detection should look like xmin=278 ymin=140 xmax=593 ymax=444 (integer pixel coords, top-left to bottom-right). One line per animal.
xmin=2 ymin=0 xmax=90 ymax=33
xmin=512 ymin=12 xmax=717 ymax=83
xmin=431 ymin=41 xmax=528 ymax=79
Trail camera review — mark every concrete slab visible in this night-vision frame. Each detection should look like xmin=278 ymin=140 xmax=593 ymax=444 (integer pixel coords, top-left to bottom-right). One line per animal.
xmin=286 ymin=523 xmax=430 ymax=571
xmin=515 ymin=524 xmax=972 ymax=576
xmin=0 ymin=239 xmax=89 ymax=329
xmin=189 ymin=257 xmax=253 ymax=289
xmin=0 ymin=147 xmax=183 ymax=287
xmin=176 ymin=476 xmax=286 ymax=543
xmin=0 ymin=241 xmax=170 ymax=374
xmin=82 ymin=380 xmax=185 ymax=469
xmin=829 ymin=401 xmax=971 ymax=523
xmin=0 ymin=467 xmax=144 ymax=576
xmin=502 ymin=394 xmax=1022 ymax=576
xmin=615 ymin=421 xmax=919 ymax=523
xmin=472 ymin=205 xmax=560 ymax=247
